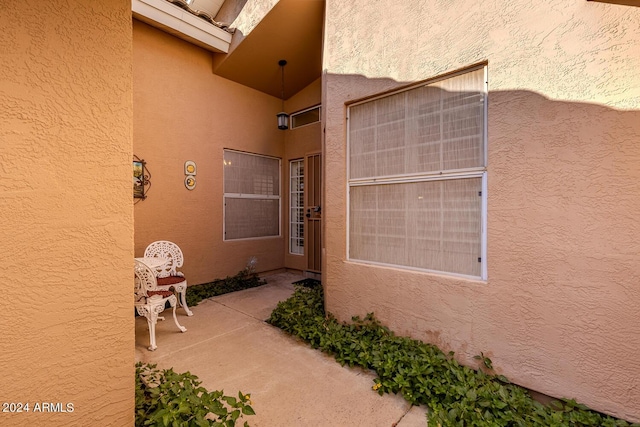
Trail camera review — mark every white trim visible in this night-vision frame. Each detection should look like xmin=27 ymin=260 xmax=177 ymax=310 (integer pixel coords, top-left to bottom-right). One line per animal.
xmin=223 ymin=148 xmax=281 ymax=162
xmin=132 ymin=0 xmax=232 ymax=53
xmin=481 ymin=65 xmax=489 ymax=280
xmin=483 ymin=65 xmax=489 ymax=169
xmin=345 ymin=259 xmax=486 ymax=282
xmin=348 ymin=168 xmax=486 ymax=186
xmin=291 ymin=104 xmax=322 ymax=116
xmin=348 ymin=64 xmax=487 ymax=108
xmin=290 ymin=105 xmax=322 ymax=130
xmin=481 ymin=172 xmax=488 ymax=280
xmin=346 ymin=108 xmax=352 ymax=261
xmin=224 ymin=193 xmax=280 ymax=200
xmin=289 ymin=159 xmax=305 ymax=255
xmin=222 ymin=235 xmax=282 ymax=243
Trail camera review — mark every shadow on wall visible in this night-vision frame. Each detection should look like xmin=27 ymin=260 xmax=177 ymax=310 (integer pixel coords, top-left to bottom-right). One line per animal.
xmin=331 ymin=72 xmax=640 ymax=279
xmin=324 ymin=71 xmax=640 ymax=422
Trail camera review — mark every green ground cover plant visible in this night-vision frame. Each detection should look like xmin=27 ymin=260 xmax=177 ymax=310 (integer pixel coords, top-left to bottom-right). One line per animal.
xmin=268 ymin=282 xmax=638 ymax=427
xmin=185 ymin=266 xmax=266 ymax=308
xmin=135 ymin=362 xmax=255 ymax=427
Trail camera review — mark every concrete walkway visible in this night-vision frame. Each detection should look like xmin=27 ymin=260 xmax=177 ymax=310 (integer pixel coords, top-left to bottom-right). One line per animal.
xmin=135 ymin=271 xmax=428 ymax=427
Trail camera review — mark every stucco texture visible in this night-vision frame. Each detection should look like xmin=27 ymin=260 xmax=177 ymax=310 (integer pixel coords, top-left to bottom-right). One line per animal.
xmin=323 ymin=0 xmax=640 ymax=421
xmin=133 ymin=21 xmax=287 ymax=283
xmin=0 ymin=1 xmax=134 ymax=425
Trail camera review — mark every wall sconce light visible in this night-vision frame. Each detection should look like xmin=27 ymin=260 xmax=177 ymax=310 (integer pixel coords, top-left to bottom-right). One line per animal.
xmin=277 ymin=111 xmax=289 ymax=130
xmin=277 ymin=59 xmax=289 ymax=130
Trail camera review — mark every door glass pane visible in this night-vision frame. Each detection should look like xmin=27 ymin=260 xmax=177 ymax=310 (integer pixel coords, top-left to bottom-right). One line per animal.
xmin=290 ymin=159 xmax=304 ymax=255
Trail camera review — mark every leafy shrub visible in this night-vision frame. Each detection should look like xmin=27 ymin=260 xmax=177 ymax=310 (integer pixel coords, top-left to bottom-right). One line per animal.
xmin=135 ymin=362 xmax=255 ymax=427
xmin=268 ymin=283 xmax=638 ymax=427
xmin=186 ymin=267 xmax=266 ymax=308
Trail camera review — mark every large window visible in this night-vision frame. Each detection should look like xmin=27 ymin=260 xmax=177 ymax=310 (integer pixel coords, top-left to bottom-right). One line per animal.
xmin=348 ymin=66 xmax=487 ymax=279
xmin=289 ymin=159 xmax=304 ymax=255
xmin=223 ymin=150 xmax=281 ymax=240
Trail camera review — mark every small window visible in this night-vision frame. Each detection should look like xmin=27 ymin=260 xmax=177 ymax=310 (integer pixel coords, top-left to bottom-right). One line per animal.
xmin=291 ymin=106 xmax=321 ymax=129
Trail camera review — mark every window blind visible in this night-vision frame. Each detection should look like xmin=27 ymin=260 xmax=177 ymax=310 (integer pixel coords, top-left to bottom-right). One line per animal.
xmin=348 ymin=66 xmax=486 ymax=278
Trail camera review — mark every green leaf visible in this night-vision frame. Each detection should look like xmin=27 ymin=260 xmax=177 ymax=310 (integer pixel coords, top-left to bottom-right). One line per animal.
xmin=495 ymin=400 xmax=508 ymax=409
xmin=223 ymin=396 xmax=237 ymax=406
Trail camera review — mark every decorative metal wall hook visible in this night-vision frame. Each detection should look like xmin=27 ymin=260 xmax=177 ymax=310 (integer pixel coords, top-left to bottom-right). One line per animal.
xmin=133 ymin=155 xmax=151 ymax=202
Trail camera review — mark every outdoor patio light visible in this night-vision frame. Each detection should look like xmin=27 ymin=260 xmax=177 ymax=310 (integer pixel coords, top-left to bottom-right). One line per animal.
xmin=277 ymin=59 xmax=289 ymax=130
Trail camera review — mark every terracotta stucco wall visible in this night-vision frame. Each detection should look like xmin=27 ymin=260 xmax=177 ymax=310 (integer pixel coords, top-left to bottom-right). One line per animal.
xmin=133 ymin=21 xmax=286 ymax=283
xmin=283 ymin=78 xmax=322 ymax=271
xmin=0 ymin=1 xmax=134 ymax=425
xmin=323 ymin=0 xmax=640 ymax=421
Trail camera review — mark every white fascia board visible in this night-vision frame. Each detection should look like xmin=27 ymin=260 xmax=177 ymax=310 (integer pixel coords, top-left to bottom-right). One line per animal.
xmin=132 ymin=0 xmax=232 ymax=53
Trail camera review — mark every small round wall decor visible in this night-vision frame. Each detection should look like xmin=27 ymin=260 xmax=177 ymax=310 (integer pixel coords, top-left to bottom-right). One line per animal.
xmin=185 ymin=175 xmax=196 ymax=190
xmin=184 ymin=161 xmax=196 ymax=175
xmin=184 ymin=160 xmax=197 ymax=190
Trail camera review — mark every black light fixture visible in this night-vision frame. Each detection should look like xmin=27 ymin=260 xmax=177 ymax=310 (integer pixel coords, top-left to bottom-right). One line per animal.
xmin=276 ymin=59 xmax=289 ymax=130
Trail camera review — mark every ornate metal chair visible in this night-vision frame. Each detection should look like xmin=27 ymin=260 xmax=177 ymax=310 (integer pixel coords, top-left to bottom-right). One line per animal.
xmin=135 ymin=259 xmax=186 ymax=351
xmin=143 ymin=240 xmax=193 ymax=316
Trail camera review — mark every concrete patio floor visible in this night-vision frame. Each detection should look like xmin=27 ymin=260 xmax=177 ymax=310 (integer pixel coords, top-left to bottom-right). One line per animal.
xmin=135 ymin=271 xmax=428 ymax=426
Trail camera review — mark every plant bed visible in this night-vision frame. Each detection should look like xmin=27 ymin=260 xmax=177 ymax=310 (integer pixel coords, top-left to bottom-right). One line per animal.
xmin=185 ymin=267 xmax=267 ymax=308
xmin=135 ymin=362 xmax=255 ymax=427
xmin=291 ymin=278 xmax=321 ymax=288
xmin=267 ymin=282 xmax=638 ymax=427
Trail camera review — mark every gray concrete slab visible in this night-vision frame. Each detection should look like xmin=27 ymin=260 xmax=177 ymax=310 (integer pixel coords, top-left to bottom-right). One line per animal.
xmin=396 ymin=405 xmax=429 ymax=427
xmin=135 ymin=271 xmax=426 ymax=426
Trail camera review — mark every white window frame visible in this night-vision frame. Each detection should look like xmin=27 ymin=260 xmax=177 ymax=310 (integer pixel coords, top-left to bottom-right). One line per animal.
xmin=290 ymin=105 xmax=321 ymax=129
xmin=346 ymin=65 xmax=488 ymax=280
xmin=223 ymin=149 xmax=282 ymax=241
xmin=289 ymin=159 xmax=305 ymax=255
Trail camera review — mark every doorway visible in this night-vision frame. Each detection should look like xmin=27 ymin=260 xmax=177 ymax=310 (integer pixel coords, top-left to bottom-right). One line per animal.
xmin=305 ymin=153 xmax=321 ymax=273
